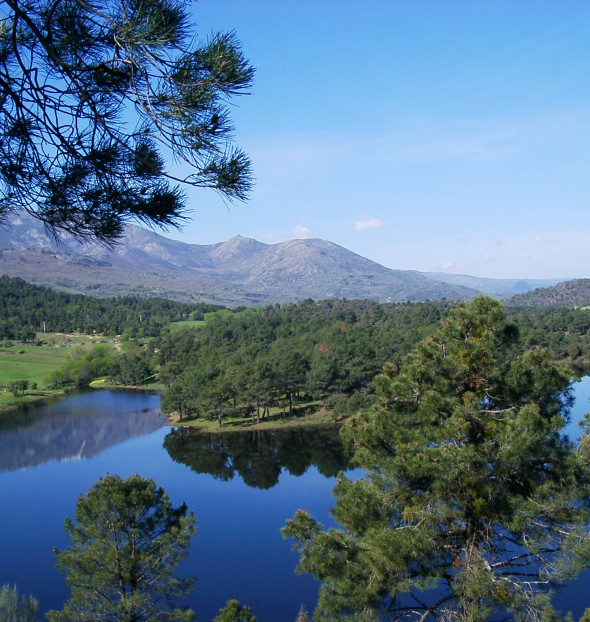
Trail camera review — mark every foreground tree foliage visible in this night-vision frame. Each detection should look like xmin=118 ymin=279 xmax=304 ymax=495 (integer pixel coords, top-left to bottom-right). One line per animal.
xmin=0 ymin=0 xmax=254 ymax=242
xmin=212 ymin=599 xmax=257 ymax=622
xmin=47 ymin=474 xmax=197 ymax=622
xmin=0 ymin=584 xmax=38 ymax=622
xmin=283 ymin=297 xmax=590 ymax=621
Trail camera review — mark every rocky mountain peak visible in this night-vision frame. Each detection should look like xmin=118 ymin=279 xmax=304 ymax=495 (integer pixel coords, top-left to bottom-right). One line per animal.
xmin=209 ymin=234 xmax=267 ymax=263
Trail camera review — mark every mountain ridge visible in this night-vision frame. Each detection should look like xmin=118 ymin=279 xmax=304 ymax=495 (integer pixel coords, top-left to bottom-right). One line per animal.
xmin=0 ymin=214 xmax=570 ymax=306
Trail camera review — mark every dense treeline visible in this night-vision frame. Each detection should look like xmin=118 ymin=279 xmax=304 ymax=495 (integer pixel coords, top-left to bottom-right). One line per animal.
xmin=157 ymin=299 xmax=590 ymax=425
xmin=0 ymin=275 xmax=223 ymax=339
xmin=3 ymin=273 xmax=590 ymax=404
xmin=509 ymin=305 xmax=590 ymax=374
xmin=157 ymin=299 xmax=456 ymax=423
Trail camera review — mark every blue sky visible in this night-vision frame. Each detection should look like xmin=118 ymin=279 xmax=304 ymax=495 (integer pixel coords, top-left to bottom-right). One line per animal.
xmin=164 ymin=1 xmax=590 ymax=280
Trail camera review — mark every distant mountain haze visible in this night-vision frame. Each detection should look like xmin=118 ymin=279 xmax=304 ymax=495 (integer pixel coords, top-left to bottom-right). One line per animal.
xmin=0 ymin=214 xmax=572 ymax=306
xmin=423 ymin=272 xmax=564 ymax=298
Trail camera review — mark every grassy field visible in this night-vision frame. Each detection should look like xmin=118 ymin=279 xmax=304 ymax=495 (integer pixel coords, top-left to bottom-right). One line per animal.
xmin=0 ymin=345 xmax=69 ymax=384
xmin=0 ymin=333 xmax=115 ymax=411
xmin=0 ymin=345 xmax=68 ymax=409
xmin=169 ymin=309 xmax=236 ymax=332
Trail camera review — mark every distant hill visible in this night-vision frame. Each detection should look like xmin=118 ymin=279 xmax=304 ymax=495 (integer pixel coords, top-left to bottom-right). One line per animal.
xmin=505 ymin=279 xmax=590 ymax=308
xmin=0 ymin=214 xmax=478 ymax=306
xmin=423 ymin=272 xmax=564 ymax=298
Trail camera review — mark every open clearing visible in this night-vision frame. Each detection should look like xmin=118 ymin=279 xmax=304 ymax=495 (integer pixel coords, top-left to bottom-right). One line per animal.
xmin=0 ymin=332 xmax=114 ymax=410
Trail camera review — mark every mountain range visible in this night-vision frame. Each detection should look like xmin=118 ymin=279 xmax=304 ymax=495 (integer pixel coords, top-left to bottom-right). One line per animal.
xmin=0 ymin=214 xmax=568 ymax=306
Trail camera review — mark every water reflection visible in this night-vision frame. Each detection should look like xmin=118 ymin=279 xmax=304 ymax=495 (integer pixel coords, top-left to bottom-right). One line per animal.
xmin=0 ymin=391 xmax=164 ymax=472
xmin=163 ymin=426 xmax=354 ymax=489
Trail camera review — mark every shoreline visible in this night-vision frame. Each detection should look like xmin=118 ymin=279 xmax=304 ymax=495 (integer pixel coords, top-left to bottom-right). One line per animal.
xmin=168 ymin=405 xmax=341 ymax=433
xmin=1 ymin=381 xmax=342 ymax=433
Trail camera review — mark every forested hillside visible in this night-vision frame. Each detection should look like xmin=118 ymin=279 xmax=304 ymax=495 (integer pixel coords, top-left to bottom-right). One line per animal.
xmin=157 ymin=298 xmax=450 ymax=424
xmin=0 ymin=275 xmax=222 ymax=339
xmin=506 ymin=278 xmax=590 ymax=307
xmin=156 ymin=298 xmax=590 ymax=426
xmin=2 ymin=275 xmax=590 ymax=422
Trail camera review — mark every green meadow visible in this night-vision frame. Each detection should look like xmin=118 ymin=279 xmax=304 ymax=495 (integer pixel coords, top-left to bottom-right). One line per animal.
xmin=0 ymin=333 xmax=109 ymax=410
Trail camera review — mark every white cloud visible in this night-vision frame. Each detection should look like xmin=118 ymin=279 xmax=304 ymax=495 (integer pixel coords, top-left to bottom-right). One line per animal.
xmin=292 ymin=222 xmax=314 ymax=238
xmin=264 ymin=221 xmax=315 ymax=243
xmin=355 ymin=218 xmax=390 ymax=232
xmin=482 ymin=253 xmax=495 ymax=263
xmin=490 ymin=237 xmax=504 ymax=246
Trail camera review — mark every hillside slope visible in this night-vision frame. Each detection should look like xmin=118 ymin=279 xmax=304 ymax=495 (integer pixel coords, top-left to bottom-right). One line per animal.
xmin=506 ymin=279 xmax=590 ymax=308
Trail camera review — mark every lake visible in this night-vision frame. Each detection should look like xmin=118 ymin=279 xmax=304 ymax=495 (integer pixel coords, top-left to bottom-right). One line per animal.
xmin=0 ymin=390 xmax=353 ymax=621
xmin=1 ymin=379 xmax=589 ymax=621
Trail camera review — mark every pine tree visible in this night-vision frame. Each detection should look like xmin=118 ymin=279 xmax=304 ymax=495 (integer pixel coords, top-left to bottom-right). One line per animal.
xmin=0 ymin=584 xmax=38 ymax=622
xmin=284 ymin=297 xmax=590 ymax=621
xmin=213 ymin=599 xmax=257 ymax=622
xmin=47 ymin=473 xmax=197 ymax=622
xmin=294 ymin=604 xmax=312 ymax=622
xmin=1 ymin=0 xmax=254 ymax=242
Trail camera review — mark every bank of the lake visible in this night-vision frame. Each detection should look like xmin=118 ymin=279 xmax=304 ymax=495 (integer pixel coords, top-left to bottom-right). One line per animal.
xmin=0 ymin=384 xmax=70 ymax=413
xmin=171 ymin=401 xmax=341 ymax=431
xmin=0 ymin=333 xmax=119 ymax=412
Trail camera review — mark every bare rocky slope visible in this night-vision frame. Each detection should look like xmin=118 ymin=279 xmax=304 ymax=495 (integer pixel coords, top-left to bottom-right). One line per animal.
xmin=0 ymin=214 xmax=479 ymax=305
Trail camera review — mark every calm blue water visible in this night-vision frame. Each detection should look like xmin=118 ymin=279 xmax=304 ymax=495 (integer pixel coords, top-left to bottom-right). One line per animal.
xmin=1 ymin=380 xmax=589 ymax=621
xmin=0 ymin=390 xmax=349 ymax=622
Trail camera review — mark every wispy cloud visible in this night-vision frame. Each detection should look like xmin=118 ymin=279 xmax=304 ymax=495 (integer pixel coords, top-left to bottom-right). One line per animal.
xmin=396 ymin=131 xmax=518 ymax=163
xmin=249 ymin=112 xmax=590 ymax=186
xmin=531 ymin=235 xmax=554 ymax=245
xmin=355 ymin=218 xmax=390 ymax=232
xmin=292 ymin=222 xmax=314 ymax=238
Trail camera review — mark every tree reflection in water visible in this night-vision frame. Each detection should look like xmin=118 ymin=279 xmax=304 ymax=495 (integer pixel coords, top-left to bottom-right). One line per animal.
xmin=163 ymin=426 xmax=354 ymax=489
